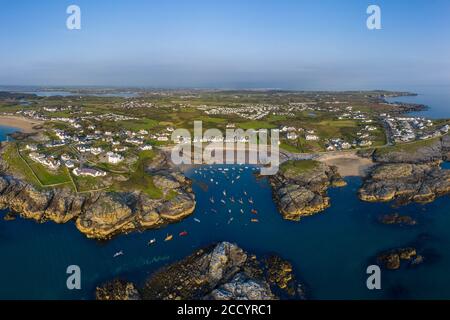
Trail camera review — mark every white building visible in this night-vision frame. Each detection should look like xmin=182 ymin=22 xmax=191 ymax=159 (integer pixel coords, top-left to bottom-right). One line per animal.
xmin=287 ymin=132 xmax=298 ymax=140
xmin=305 ymin=134 xmax=320 ymax=141
xmin=106 ymin=152 xmax=124 ymax=164
xmin=140 ymin=144 xmax=153 ymax=151
xmin=73 ymin=167 xmax=106 ymax=177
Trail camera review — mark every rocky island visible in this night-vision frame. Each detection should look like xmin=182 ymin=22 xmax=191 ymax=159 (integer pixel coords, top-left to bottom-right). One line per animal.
xmin=376 ymin=247 xmax=424 ymax=270
xmin=96 ymin=242 xmax=305 ymax=300
xmin=269 ymin=160 xmax=346 ymax=221
xmin=0 ymin=144 xmax=196 ymax=239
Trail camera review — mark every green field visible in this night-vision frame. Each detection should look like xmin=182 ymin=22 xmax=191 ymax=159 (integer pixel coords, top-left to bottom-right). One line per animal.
xmin=280 ymin=160 xmax=321 ymax=175
xmin=376 ymin=136 xmax=442 ymax=155
xmin=113 ymin=150 xmax=164 ymax=199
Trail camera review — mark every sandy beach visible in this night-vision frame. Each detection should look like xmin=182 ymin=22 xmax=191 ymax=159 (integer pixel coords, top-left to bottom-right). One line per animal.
xmin=317 ymin=152 xmax=374 ymax=177
xmin=0 ymin=116 xmax=43 ymax=133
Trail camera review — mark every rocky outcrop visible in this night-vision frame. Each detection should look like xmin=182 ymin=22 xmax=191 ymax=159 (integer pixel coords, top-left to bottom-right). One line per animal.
xmin=376 ymin=247 xmax=424 ymax=270
xmin=372 ymin=136 xmax=448 ymax=164
xmin=359 ymin=163 xmax=450 ymax=204
xmin=0 ymin=153 xmax=196 ymax=240
xmin=378 ymin=213 xmax=417 ymax=226
xmin=95 ymin=280 xmax=141 ymax=300
xmin=442 ymin=135 xmax=450 ymax=161
xmin=269 ymin=161 xmax=346 ymax=221
xmin=96 ymin=242 xmax=306 ymax=300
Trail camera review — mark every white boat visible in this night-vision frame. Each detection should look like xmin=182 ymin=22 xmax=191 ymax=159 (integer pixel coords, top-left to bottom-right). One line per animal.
xmin=223 ymin=190 xmax=227 ymax=196
xmin=148 ymin=239 xmax=156 ymax=245
xmin=113 ymin=251 xmax=124 ymax=258
xmin=194 ymin=218 xmax=201 ymax=223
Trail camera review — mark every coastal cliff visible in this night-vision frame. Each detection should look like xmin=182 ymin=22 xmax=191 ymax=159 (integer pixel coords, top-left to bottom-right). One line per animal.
xmin=0 ymin=150 xmax=196 ymax=240
xmin=96 ymin=242 xmax=306 ymax=300
xmin=359 ymin=135 xmax=450 ymax=205
xmin=359 ymin=163 xmax=450 ymax=204
xmin=269 ymin=160 xmax=346 ymax=221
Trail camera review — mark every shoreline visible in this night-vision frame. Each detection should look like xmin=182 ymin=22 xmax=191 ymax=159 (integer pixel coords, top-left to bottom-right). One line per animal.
xmin=316 ymin=152 xmax=374 ymax=177
xmin=0 ymin=116 xmax=43 ymax=133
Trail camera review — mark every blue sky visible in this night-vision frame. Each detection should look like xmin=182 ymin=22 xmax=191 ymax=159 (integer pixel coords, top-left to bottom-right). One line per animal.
xmin=1 ymin=0 xmax=449 ymax=90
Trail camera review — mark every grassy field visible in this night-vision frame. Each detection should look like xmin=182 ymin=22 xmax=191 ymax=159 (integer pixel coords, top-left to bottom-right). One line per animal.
xmin=118 ymin=118 xmax=159 ymax=131
xmin=2 ymin=143 xmax=41 ymax=187
xmin=113 ymin=150 xmax=164 ymax=199
xmin=2 ymin=143 xmax=72 ymax=188
xmin=376 ymin=136 xmax=442 ymax=155
xmin=26 ymin=161 xmax=71 ymax=185
xmin=280 ymin=160 xmax=320 ymax=175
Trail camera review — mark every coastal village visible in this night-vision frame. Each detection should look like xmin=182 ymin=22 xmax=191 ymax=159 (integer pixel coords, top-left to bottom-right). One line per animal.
xmin=1 ymin=91 xmax=449 ymax=187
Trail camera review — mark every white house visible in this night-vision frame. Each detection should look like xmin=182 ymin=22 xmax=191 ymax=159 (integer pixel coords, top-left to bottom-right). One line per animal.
xmin=73 ymin=167 xmax=106 ymax=177
xmin=287 ymin=132 xmax=298 ymax=140
xmin=305 ymin=134 xmax=320 ymax=141
xmin=140 ymin=144 xmax=153 ymax=151
xmin=106 ymin=152 xmax=124 ymax=164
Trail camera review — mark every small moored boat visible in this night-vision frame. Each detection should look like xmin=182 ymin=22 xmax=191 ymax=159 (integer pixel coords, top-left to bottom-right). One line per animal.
xmin=164 ymin=234 xmax=173 ymax=241
xmin=113 ymin=251 xmax=124 ymax=258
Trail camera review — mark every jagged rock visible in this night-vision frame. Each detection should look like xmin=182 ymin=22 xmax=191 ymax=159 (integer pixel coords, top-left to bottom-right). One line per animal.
xmin=45 ymin=188 xmax=85 ymax=223
xmin=373 ymin=139 xmax=443 ymax=164
xmin=265 ymin=256 xmax=296 ymax=296
xmin=378 ymin=213 xmax=417 ymax=226
xmin=359 ymin=163 xmax=450 ymax=204
xmin=269 ymin=161 xmax=345 ymax=221
xmin=141 ymin=242 xmax=249 ymax=300
xmin=207 ymin=273 xmax=276 ymax=300
xmin=98 ymin=242 xmax=304 ymax=300
xmin=96 ymin=280 xmax=141 ymax=300
xmin=442 ymin=135 xmax=450 ymax=161
xmin=153 ymin=175 xmax=181 ymax=191
xmin=376 ymin=247 xmax=420 ymax=270
xmin=75 ymin=193 xmax=135 ymax=238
